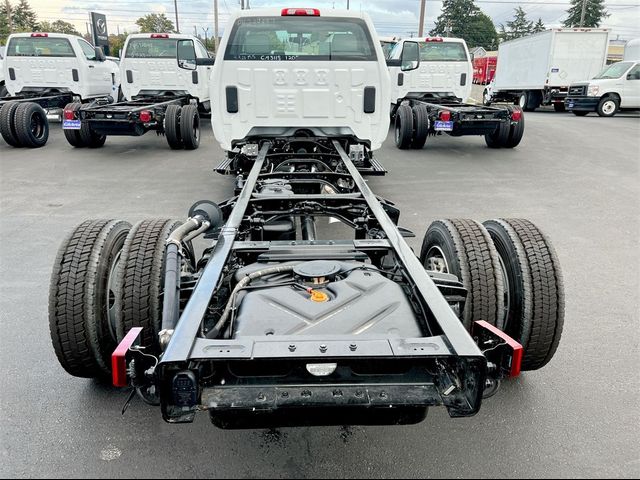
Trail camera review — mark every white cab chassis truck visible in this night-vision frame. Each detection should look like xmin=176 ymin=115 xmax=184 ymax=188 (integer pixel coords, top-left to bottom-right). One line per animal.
xmin=484 ymin=28 xmax=610 ymax=112
xmin=48 ymin=8 xmax=564 ymax=429
xmin=388 ymin=37 xmax=524 ymax=150
xmin=63 ymin=33 xmax=214 ymax=150
xmin=0 ymin=32 xmax=119 ymax=148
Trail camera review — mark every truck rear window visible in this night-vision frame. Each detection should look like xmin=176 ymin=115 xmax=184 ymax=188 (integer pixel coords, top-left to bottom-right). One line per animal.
xmin=125 ymin=38 xmax=178 ymax=58
xmin=7 ymin=37 xmax=75 ymax=57
xmin=224 ymin=17 xmax=376 ymax=61
xmin=419 ymin=42 xmax=468 ymax=62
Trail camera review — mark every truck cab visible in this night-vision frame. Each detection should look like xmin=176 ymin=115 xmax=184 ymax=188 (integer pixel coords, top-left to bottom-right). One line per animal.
xmin=566 ymin=60 xmax=640 ymax=117
xmin=387 ymin=37 xmax=472 ymax=109
xmin=3 ymin=33 xmax=119 ymax=100
xmin=192 ymin=8 xmax=390 ymax=152
xmin=120 ymin=33 xmax=211 ymax=107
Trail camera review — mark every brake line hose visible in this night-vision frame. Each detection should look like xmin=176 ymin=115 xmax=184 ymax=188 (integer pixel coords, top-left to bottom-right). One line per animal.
xmin=205 ymin=264 xmax=296 ymax=339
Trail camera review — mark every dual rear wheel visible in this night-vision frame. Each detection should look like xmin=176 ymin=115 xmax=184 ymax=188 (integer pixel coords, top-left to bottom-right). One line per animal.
xmin=421 ymin=218 xmax=564 ymax=370
xmin=0 ymin=101 xmax=49 ymax=148
xmin=49 ymin=219 xmax=183 ymax=379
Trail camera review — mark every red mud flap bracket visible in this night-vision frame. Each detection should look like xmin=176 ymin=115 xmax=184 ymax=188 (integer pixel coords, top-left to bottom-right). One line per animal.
xmin=111 ymin=327 xmax=144 ymax=387
xmin=473 ymin=320 xmax=523 ymax=379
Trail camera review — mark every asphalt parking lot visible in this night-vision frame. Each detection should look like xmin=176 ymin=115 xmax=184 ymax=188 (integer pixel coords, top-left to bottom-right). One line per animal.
xmin=1 ymin=110 xmax=639 ymax=478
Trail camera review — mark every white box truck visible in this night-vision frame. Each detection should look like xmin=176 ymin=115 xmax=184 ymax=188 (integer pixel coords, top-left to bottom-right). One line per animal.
xmin=483 ymin=29 xmax=610 ymax=112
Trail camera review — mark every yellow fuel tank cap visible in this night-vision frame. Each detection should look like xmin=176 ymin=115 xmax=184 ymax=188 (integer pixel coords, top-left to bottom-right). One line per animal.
xmin=309 ymin=289 xmax=329 ymax=303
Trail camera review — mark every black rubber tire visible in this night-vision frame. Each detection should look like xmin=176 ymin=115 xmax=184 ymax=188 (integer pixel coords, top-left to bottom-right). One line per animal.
xmin=485 ymin=118 xmax=510 ymax=148
xmin=62 ymin=102 xmax=86 ymax=148
xmin=504 ymin=106 xmax=525 ymax=149
xmin=0 ymin=83 xmax=7 ymax=97
xmin=420 ymin=219 xmax=505 ymax=330
xmin=410 ymin=104 xmax=429 ymax=149
xmin=49 ymin=219 xmax=131 ymax=378
xmin=0 ymin=101 xmax=22 ymax=147
xmin=394 ymin=104 xmax=413 ymax=150
xmin=80 ymin=118 xmax=106 ymax=148
xmin=553 ymin=103 xmax=566 ymax=112
xmin=114 ymin=219 xmax=181 ymax=351
xmin=14 ymin=102 xmax=49 ymax=148
xmin=165 ymin=104 xmax=183 ymax=150
xmin=596 ymin=96 xmax=619 ymax=117
xmin=572 ymin=110 xmax=589 ymax=117
xmin=483 ymin=219 xmax=564 ymax=371
xmin=180 ymin=104 xmax=200 ymax=150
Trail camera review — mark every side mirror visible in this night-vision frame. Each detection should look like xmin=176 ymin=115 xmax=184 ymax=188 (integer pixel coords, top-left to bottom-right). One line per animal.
xmin=401 ymin=41 xmax=420 ymax=72
xmin=177 ymin=39 xmax=197 ymax=71
xmin=94 ymin=47 xmax=106 ymax=62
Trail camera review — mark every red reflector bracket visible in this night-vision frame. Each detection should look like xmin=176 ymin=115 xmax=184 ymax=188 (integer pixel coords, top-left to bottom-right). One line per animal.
xmin=474 ymin=320 xmax=523 ymax=378
xmin=31 ymin=32 xmax=49 ymax=37
xmin=139 ymin=110 xmax=152 ymax=123
xmin=151 ymin=33 xmax=170 ymax=38
xmin=511 ymin=109 xmax=522 ymax=121
xmin=112 ymin=327 xmax=144 ymax=387
xmin=281 ymin=8 xmax=320 ymax=16
xmin=439 ymin=110 xmax=451 ymax=122
xmin=63 ymin=109 xmax=76 ymax=120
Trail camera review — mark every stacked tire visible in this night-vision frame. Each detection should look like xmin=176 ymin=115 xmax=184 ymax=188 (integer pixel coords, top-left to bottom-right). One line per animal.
xmin=49 ymin=218 xmax=182 ymax=380
xmin=0 ymin=101 xmax=49 ymax=148
xmin=420 ymin=217 xmax=564 ymax=371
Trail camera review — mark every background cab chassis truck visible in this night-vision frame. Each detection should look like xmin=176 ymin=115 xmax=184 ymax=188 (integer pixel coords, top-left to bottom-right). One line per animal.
xmin=0 ymin=32 xmax=119 ymax=148
xmin=62 ymin=33 xmax=214 ymax=150
xmin=49 ymin=8 xmax=564 ymax=429
xmin=484 ymin=28 xmax=610 ymax=112
xmin=388 ymin=38 xmax=524 ymax=150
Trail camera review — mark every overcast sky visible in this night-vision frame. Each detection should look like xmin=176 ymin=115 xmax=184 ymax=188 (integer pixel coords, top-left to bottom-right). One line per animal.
xmin=27 ymin=0 xmax=640 ymax=40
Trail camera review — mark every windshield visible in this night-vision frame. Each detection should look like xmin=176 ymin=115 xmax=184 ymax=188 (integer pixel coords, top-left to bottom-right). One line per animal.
xmin=7 ymin=37 xmax=75 ymax=57
xmin=380 ymin=40 xmax=397 ymax=59
xmin=124 ymin=38 xmax=178 ymax=58
xmin=224 ymin=17 xmax=376 ymax=61
xmin=419 ymin=42 xmax=468 ymax=62
xmin=593 ymin=61 xmax=633 ymax=79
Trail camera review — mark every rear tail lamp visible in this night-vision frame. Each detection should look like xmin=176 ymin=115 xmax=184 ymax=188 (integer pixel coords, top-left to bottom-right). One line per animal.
xmin=424 ymin=37 xmax=443 ymax=42
xmin=139 ymin=110 xmax=152 ymax=123
xmin=63 ymin=109 xmax=76 ymax=120
xmin=281 ymin=8 xmax=320 ymax=16
xmin=31 ymin=33 xmax=48 ymax=37
xmin=439 ymin=110 xmax=451 ymax=122
xmin=151 ymin=33 xmax=169 ymax=38
xmin=511 ymin=110 xmax=522 ymax=121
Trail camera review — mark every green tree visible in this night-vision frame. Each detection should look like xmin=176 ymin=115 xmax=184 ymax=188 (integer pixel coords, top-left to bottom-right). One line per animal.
xmin=135 ymin=13 xmax=175 ymax=33
xmin=109 ymin=33 xmax=128 ymax=57
xmin=12 ymin=0 xmax=37 ymax=32
xmin=502 ymin=7 xmax=534 ymax=41
xmin=37 ymin=20 xmax=80 ymax=36
xmin=532 ymin=18 xmax=545 ymax=33
xmin=430 ymin=0 xmax=498 ymax=50
xmin=0 ymin=1 xmax=11 ymax=44
xmin=563 ymin=0 xmax=608 ymax=27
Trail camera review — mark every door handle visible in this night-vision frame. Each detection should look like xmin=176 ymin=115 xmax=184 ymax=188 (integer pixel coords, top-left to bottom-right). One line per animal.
xmin=89 ymin=65 xmax=95 ymax=68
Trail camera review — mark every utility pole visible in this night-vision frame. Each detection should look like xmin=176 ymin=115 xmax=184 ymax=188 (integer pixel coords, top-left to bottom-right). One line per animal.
xmin=418 ymin=0 xmax=426 ymax=37
xmin=214 ymin=0 xmax=219 ymax=51
xmin=202 ymin=27 xmax=210 ymax=49
xmin=194 ymin=25 xmax=198 ymax=36
xmin=579 ymin=0 xmax=588 ymax=27
xmin=347 ymin=0 xmax=350 ymax=9
xmin=246 ymin=0 xmax=250 ymax=9
xmin=174 ymin=0 xmax=180 ymax=33
xmin=240 ymin=0 xmax=244 ymax=9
